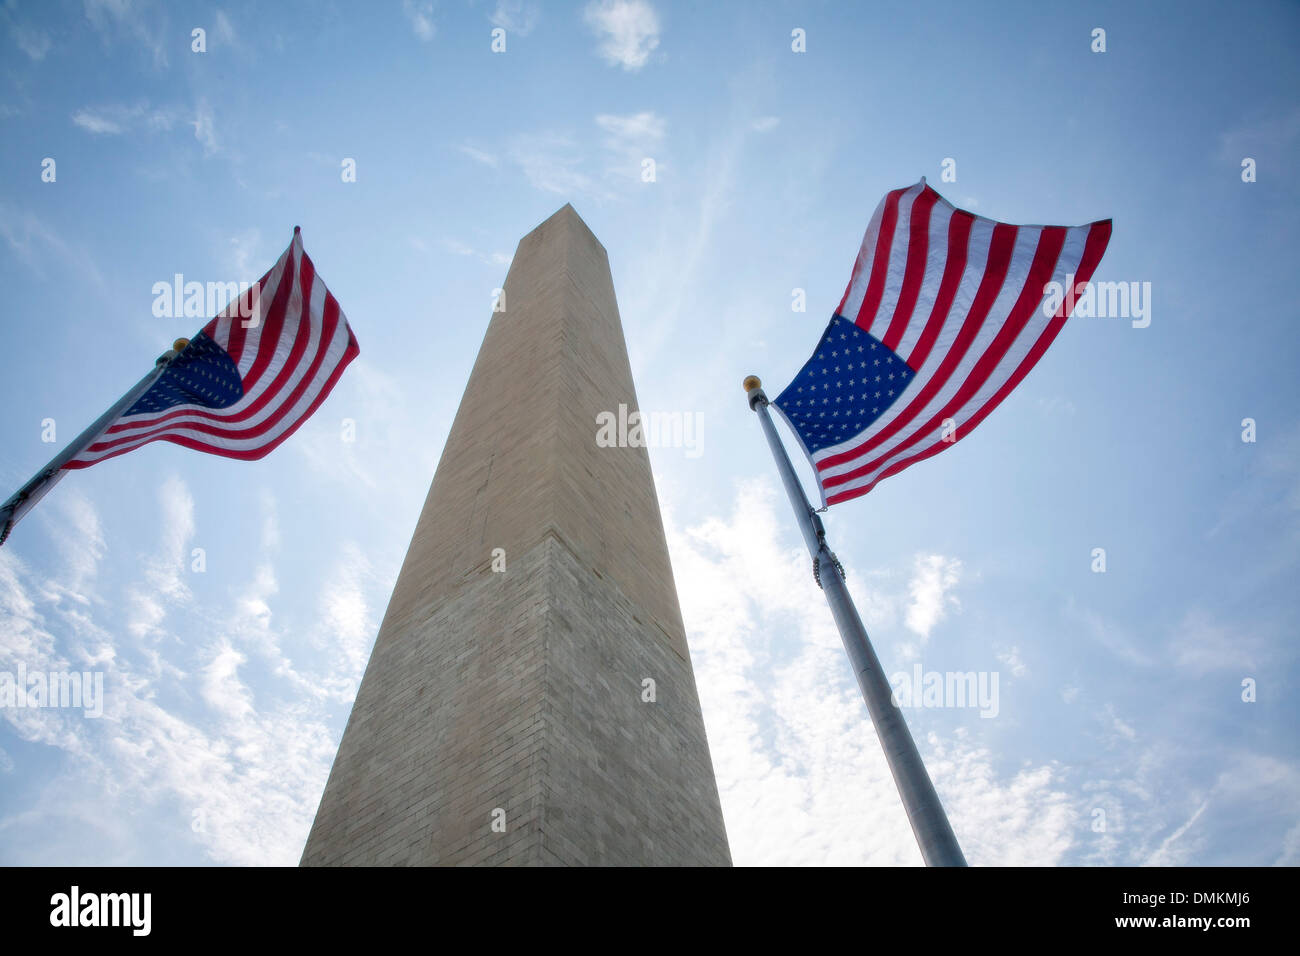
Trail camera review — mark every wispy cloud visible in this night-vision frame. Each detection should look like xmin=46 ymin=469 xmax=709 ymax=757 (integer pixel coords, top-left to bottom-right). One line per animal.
xmin=436 ymin=238 xmax=510 ymax=265
xmin=213 ymin=9 xmax=236 ymax=46
xmin=457 ymin=143 xmax=499 ymax=168
xmin=191 ymin=101 xmax=218 ymax=155
xmin=226 ymin=227 xmax=263 ymax=278
xmin=595 ymin=110 xmax=665 ymax=182
xmin=595 ymin=111 xmax=665 ymax=144
xmin=508 ymin=130 xmax=607 ymax=198
xmin=751 ymin=116 xmax=780 ymax=133
xmin=71 ymin=102 xmax=179 ymax=136
xmin=997 ymin=645 xmax=1028 ymax=678
xmin=0 ymin=205 xmax=106 ymax=286
xmin=903 ymin=554 xmax=961 ymax=647
xmin=0 ymin=481 xmax=378 ymax=866
xmin=584 ymin=0 xmax=660 ymax=71
xmin=665 ymin=479 xmax=1075 ymax=864
xmin=83 ymin=0 xmax=170 ymax=68
xmin=498 ymin=113 xmax=666 ymax=198
xmin=1217 ymin=106 xmax=1300 ymax=178
xmin=11 ymin=23 xmax=51 ymax=61
xmin=1170 ymin=608 xmax=1260 ymax=676
xmin=125 ymin=476 xmax=195 ymax=640
xmin=490 ymin=0 xmax=539 ymax=37
xmin=403 ymin=0 xmax=436 ymax=42
xmin=72 ymin=110 xmax=124 ymax=135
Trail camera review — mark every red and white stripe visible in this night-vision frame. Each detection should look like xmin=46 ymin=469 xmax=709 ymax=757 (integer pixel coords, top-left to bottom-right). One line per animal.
xmin=65 ymin=229 xmax=359 ymax=469
xmin=815 ymin=180 xmax=1110 ymax=505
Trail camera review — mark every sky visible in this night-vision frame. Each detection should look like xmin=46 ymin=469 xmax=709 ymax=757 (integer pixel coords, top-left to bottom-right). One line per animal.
xmin=0 ymin=0 xmax=1297 ymax=867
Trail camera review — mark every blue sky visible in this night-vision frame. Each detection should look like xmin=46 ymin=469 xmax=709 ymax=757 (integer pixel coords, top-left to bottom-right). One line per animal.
xmin=1 ymin=0 xmax=1297 ymax=866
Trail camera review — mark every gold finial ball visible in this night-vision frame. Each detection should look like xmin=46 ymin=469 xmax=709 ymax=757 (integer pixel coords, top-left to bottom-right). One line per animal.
xmin=743 ymin=375 xmax=762 ymax=392
xmin=172 ymin=338 xmax=190 ymax=353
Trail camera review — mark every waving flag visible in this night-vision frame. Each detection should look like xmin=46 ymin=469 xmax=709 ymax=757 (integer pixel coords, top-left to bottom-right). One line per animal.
xmin=0 ymin=227 xmax=358 ymax=544
xmin=68 ymin=228 xmax=359 ymax=468
xmin=773 ymin=179 xmax=1110 ymax=506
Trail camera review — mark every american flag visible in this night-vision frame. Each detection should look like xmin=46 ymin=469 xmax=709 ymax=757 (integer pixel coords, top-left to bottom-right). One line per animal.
xmin=774 ymin=180 xmax=1111 ymax=506
xmin=66 ymin=227 xmax=359 ymax=469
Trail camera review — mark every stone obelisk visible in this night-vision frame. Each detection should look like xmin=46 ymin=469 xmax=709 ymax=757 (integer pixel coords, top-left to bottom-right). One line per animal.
xmin=301 ymin=205 xmax=731 ymax=866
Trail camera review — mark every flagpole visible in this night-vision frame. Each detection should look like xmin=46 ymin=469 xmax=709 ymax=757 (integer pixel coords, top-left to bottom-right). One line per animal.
xmin=0 ymin=338 xmax=190 ymax=547
xmin=743 ymin=375 xmax=967 ymax=867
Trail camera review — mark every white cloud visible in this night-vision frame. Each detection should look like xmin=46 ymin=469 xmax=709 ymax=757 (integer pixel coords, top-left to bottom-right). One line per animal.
xmin=83 ymin=0 xmax=169 ymax=68
xmin=666 ymin=479 xmax=1074 ymax=864
xmin=508 ymin=130 xmax=606 ymax=198
xmin=584 ymin=0 xmax=660 ymax=71
xmin=1072 ymin=603 xmax=1156 ymax=668
xmin=438 ymin=238 xmax=510 ymax=266
xmin=72 ymin=110 xmax=124 ymax=135
xmin=72 ymin=103 xmax=181 ymax=136
xmin=125 ymin=476 xmax=195 ymax=639
xmin=1111 ymin=713 xmax=1137 ymax=741
xmin=292 ymin=358 xmax=416 ymax=495
xmin=1144 ymin=799 xmax=1208 ymax=866
xmin=191 ymin=101 xmax=218 ymax=155
xmin=1036 ymin=395 xmax=1076 ymax=417
xmin=1171 ymin=608 xmax=1259 ymax=676
xmin=12 ymin=24 xmax=52 ymax=61
xmin=403 ymin=0 xmax=436 ymax=42
xmin=315 ymin=542 xmax=374 ymax=686
xmin=751 ymin=116 xmax=780 ymax=133
xmin=1276 ymin=821 xmax=1300 ymax=866
xmin=213 ymin=9 xmax=236 ymax=45
xmin=226 ymin=227 xmax=262 ymax=278
xmin=258 ymin=489 xmax=280 ymax=552
xmin=595 ymin=111 xmax=665 ymax=144
xmin=0 ymin=482 xmax=375 ymax=866
xmin=903 ymin=553 xmax=961 ymax=646
xmin=201 ymin=640 xmax=255 ymax=722
xmin=457 ymin=143 xmax=499 ymax=168
xmin=0 ymin=205 xmax=107 ymax=286
xmin=46 ymin=491 xmax=106 ymax=607
xmin=595 ymin=111 xmax=665 ymax=183
xmin=997 ymin=645 xmax=1028 ymax=678
xmin=490 ymin=0 xmax=539 ymax=36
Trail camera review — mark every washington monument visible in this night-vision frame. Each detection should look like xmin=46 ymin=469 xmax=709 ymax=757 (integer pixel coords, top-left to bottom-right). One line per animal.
xmin=301 ymin=205 xmax=732 ymax=866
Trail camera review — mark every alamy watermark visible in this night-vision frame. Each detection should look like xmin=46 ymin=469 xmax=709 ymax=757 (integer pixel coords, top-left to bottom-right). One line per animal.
xmin=596 ymin=403 xmax=702 ymax=458
xmin=0 ymin=664 xmax=104 ymax=718
xmin=152 ymin=274 xmax=262 ymax=327
xmin=890 ymin=664 xmax=999 ymax=718
xmin=1042 ymin=274 xmax=1151 ymax=328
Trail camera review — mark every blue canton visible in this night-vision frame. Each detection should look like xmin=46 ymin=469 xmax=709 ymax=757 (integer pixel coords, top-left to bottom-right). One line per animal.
xmin=773 ymin=314 xmax=915 ymax=454
xmin=126 ymin=332 xmax=244 ymax=415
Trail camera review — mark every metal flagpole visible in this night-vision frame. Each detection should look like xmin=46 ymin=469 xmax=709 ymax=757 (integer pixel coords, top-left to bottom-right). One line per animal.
xmin=743 ymin=375 xmax=967 ymax=867
xmin=0 ymin=338 xmax=191 ymax=547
